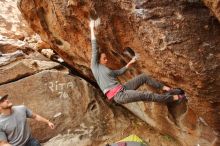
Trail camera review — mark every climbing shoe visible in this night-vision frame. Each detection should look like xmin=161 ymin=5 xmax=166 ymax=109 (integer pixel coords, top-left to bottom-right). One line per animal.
xmin=166 ymin=88 xmax=188 ymax=103
xmin=166 ymin=88 xmax=185 ymax=95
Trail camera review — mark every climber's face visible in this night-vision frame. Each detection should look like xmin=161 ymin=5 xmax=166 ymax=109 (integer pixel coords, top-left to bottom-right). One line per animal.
xmin=0 ymin=95 xmax=13 ymax=110
xmin=100 ymin=53 xmax=108 ymax=65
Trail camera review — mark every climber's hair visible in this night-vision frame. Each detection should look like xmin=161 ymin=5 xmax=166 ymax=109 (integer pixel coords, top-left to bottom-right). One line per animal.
xmin=98 ymin=52 xmax=106 ymax=63
xmin=95 ymin=46 xmax=103 ymax=62
xmin=97 ymin=52 xmax=101 ymax=62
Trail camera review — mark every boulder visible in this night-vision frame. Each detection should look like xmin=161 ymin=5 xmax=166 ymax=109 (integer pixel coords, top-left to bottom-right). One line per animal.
xmin=0 ymin=50 xmax=25 ymax=67
xmin=203 ymin=0 xmax=220 ymax=22
xmin=0 ymin=58 xmax=61 ymax=85
xmin=43 ymin=134 xmax=92 ymax=146
xmin=0 ymin=70 xmax=114 ymax=142
xmin=0 ymin=0 xmax=33 ymax=39
xmin=0 ymin=35 xmax=28 ymax=53
xmin=17 ymin=0 xmax=220 ymax=145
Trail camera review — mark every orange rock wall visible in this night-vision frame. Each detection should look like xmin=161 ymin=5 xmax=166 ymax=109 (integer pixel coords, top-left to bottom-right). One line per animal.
xmin=18 ymin=0 xmax=220 ymax=145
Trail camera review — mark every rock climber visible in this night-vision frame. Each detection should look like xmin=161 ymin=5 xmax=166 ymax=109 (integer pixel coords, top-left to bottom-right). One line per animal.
xmin=0 ymin=94 xmax=55 ymax=146
xmin=89 ymin=19 xmax=186 ymax=104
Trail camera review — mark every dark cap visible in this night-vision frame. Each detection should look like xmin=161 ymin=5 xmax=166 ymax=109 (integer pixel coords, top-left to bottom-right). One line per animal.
xmin=0 ymin=94 xmax=8 ymax=100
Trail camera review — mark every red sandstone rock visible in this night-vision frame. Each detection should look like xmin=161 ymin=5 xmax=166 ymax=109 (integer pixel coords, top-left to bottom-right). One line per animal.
xmin=17 ymin=0 xmax=220 ymax=145
xmin=203 ymin=0 xmax=220 ymax=22
xmin=0 ymin=0 xmax=33 ymax=39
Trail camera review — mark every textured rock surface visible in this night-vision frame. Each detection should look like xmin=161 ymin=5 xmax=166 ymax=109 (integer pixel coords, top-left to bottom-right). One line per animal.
xmin=43 ymin=134 xmax=93 ymax=146
xmin=203 ymin=0 xmax=220 ymax=22
xmin=0 ymin=50 xmax=24 ymax=67
xmin=0 ymin=58 xmax=60 ymax=85
xmin=0 ymin=0 xmax=33 ymax=39
xmin=0 ymin=35 xmax=28 ymax=53
xmin=18 ymin=0 xmax=220 ymax=145
xmin=0 ymin=69 xmax=114 ymax=142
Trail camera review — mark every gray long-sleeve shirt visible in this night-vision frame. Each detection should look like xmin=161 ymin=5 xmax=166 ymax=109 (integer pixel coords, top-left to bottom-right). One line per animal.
xmin=90 ymin=39 xmax=127 ymax=94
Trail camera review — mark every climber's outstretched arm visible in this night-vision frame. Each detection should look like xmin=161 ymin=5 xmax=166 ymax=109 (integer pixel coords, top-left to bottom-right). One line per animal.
xmin=112 ymin=66 xmax=127 ymax=76
xmin=112 ymin=56 xmax=137 ymax=76
xmin=90 ymin=20 xmax=96 ymax=40
xmin=126 ymin=57 xmax=136 ymax=68
xmin=90 ymin=20 xmax=98 ymax=67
